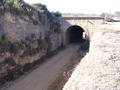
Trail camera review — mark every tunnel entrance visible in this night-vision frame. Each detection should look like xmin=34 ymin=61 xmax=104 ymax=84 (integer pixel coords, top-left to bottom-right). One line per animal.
xmin=65 ymin=25 xmax=85 ymax=44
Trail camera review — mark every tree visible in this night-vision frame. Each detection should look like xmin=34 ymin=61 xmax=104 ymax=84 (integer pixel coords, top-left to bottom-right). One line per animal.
xmin=115 ymin=11 xmax=120 ymax=17
xmin=101 ymin=12 xmax=113 ymax=21
xmin=53 ymin=11 xmax=61 ymax=17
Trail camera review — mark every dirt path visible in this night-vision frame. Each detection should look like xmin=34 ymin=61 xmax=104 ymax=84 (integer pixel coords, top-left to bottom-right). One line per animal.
xmin=3 ymin=45 xmax=79 ymax=90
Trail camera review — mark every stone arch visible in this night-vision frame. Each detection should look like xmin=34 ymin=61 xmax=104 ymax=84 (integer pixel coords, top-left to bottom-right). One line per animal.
xmin=64 ymin=25 xmax=88 ymax=45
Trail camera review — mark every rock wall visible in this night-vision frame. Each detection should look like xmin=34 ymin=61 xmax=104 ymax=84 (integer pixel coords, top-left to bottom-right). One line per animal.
xmin=63 ymin=24 xmax=120 ymax=90
xmin=0 ymin=7 xmax=63 ymax=85
xmin=0 ymin=12 xmax=49 ymax=40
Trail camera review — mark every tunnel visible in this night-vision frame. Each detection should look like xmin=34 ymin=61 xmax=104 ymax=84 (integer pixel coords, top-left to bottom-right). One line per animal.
xmin=65 ymin=25 xmax=85 ymax=44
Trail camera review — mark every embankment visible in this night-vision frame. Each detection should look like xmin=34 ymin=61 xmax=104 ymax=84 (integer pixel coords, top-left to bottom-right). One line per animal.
xmin=63 ymin=24 xmax=120 ymax=90
xmin=0 ymin=0 xmax=63 ymax=86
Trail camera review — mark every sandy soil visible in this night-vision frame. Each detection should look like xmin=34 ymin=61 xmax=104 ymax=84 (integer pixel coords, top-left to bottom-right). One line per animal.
xmin=3 ymin=45 xmax=79 ymax=90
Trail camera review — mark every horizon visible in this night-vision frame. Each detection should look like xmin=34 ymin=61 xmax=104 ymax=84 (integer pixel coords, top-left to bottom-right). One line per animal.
xmin=24 ymin=0 xmax=120 ymax=14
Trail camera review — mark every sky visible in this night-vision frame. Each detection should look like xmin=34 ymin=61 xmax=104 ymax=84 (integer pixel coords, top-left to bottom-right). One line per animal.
xmin=24 ymin=0 xmax=120 ymax=14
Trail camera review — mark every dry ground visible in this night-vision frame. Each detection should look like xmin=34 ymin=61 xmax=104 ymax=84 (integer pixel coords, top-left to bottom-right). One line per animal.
xmin=63 ymin=22 xmax=120 ymax=90
xmin=2 ymin=45 xmax=79 ymax=90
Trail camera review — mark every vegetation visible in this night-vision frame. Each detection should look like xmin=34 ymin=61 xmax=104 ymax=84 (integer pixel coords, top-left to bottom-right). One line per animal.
xmin=101 ymin=12 xmax=113 ymax=22
xmin=0 ymin=0 xmax=63 ymax=86
xmin=52 ymin=11 xmax=61 ymax=17
xmin=0 ymin=35 xmax=20 ymax=55
xmin=0 ymin=0 xmax=33 ymax=16
xmin=114 ymin=11 xmax=120 ymax=18
xmin=0 ymin=34 xmax=9 ymax=53
xmin=38 ymin=37 xmax=47 ymax=49
xmin=32 ymin=19 xmax=40 ymax=25
xmin=0 ymin=0 xmax=62 ymax=33
xmin=9 ymin=43 xmax=20 ymax=54
xmin=100 ymin=12 xmax=120 ymax=22
xmin=23 ymin=63 xmax=33 ymax=72
xmin=32 ymin=4 xmax=62 ymax=32
xmin=3 ymin=57 xmax=16 ymax=66
xmin=21 ymin=35 xmax=49 ymax=57
xmin=0 ymin=43 xmax=65 ymax=85
xmin=4 ymin=66 xmax=24 ymax=81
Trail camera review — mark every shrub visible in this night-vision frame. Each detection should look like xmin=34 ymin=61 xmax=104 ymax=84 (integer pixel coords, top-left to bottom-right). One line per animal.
xmin=25 ymin=8 xmax=33 ymax=16
xmin=33 ymin=56 xmax=45 ymax=66
xmin=0 ymin=34 xmax=9 ymax=53
xmin=38 ymin=37 xmax=47 ymax=50
xmin=6 ymin=69 xmax=15 ymax=81
xmin=1 ymin=34 xmax=8 ymax=42
xmin=32 ymin=19 xmax=40 ymax=25
xmin=5 ymin=66 xmax=24 ymax=81
xmin=54 ymin=22 xmax=61 ymax=33
xmin=53 ymin=11 xmax=61 ymax=17
xmin=13 ymin=66 xmax=24 ymax=78
xmin=3 ymin=57 xmax=16 ymax=66
xmin=0 ymin=7 xmax=4 ymax=14
xmin=29 ymin=49 xmax=37 ymax=56
xmin=9 ymin=43 xmax=20 ymax=54
xmin=23 ymin=63 xmax=33 ymax=72
xmin=13 ymin=8 xmax=24 ymax=15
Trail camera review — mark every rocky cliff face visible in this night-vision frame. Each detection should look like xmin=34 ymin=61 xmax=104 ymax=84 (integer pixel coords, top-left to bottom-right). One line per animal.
xmin=0 ymin=0 xmax=62 ymax=40
xmin=0 ymin=0 xmax=63 ymax=85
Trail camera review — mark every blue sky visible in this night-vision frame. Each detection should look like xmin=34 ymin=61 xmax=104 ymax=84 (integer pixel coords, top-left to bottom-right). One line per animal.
xmin=24 ymin=0 xmax=120 ymax=14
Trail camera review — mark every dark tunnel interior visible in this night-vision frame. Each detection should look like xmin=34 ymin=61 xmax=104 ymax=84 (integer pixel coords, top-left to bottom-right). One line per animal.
xmin=66 ymin=25 xmax=85 ymax=44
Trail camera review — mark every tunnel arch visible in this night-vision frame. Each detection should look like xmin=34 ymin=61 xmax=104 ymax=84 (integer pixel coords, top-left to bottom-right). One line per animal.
xmin=65 ymin=25 xmax=87 ymax=45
